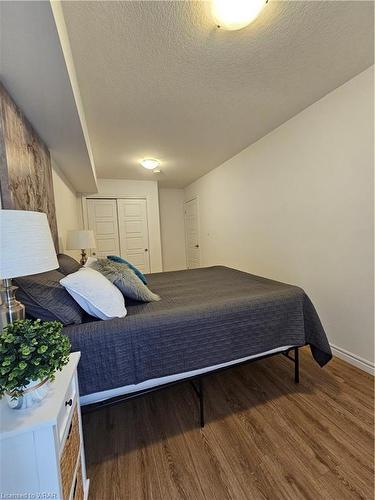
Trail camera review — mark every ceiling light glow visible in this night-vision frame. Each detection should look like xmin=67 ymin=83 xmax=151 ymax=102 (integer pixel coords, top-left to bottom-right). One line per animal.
xmin=212 ymin=0 xmax=267 ymax=31
xmin=140 ymin=158 xmax=160 ymax=170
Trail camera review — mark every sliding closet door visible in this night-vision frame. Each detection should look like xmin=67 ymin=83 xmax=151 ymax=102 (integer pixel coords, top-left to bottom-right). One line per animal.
xmin=117 ymin=199 xmax=150 ymax=273
xmin=87 ymin=199 xmax=120 ymax=257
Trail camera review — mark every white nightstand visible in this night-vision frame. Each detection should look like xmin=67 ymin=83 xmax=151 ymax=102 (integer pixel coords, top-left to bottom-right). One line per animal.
xmin=0 ymin=352 xmax=89 ymax=499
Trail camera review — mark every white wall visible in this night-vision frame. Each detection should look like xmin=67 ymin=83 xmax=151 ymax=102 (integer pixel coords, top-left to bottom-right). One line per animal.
xmin=185 ymin=66 xmax=374 ymax=367
xmin=84 ymin=179 xmax=163 ymax=273
xmin=159 ymin=189 xmax=187 ymax=271
xmin=52 ymin=161 xmax=82 ymax=260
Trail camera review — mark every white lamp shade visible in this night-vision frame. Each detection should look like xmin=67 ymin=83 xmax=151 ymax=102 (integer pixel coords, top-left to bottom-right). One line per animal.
xmin=66 ymin=230 xmax=96 ymax=250
xmin=0 ymin=210 xmax=58 ymax=279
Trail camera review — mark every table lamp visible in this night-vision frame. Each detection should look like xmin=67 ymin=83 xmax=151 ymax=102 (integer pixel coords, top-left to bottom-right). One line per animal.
xmin=66 ymin=229 xmax=96 ymax=265
xmin=0 ymin=210 xmax=58 ymax=329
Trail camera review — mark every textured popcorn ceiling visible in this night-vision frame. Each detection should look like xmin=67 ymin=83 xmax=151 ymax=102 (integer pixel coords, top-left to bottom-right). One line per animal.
xmin=62 ymin=1 xmax=374 ymax=188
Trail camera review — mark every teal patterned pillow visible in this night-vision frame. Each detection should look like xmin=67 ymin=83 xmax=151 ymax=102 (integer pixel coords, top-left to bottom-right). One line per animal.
xmin=107 ymin=255 xmax=147 ymax=284
xmin=93 ymin=259 xmax=160 ymax=303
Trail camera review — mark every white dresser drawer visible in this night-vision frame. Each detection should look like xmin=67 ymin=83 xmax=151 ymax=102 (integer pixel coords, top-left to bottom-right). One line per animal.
xmin=57 ymin=373 xmax=77 ymax=444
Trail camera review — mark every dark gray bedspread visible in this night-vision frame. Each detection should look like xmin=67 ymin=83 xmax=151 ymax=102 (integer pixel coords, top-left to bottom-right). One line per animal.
xmin=63 ymin=266 xmax=332 ymax=397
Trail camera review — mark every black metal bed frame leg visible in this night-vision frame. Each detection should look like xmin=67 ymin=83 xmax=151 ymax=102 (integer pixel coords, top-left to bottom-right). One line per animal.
xmin=191 ymin=378 xmax=205 ymax=428
xmin=282 ymin=346 xmax=300 ymax=383
xmin=199 ymin=379 xmax=204 ymax=429
xmin=198 ymin=378 xmax=205 ymax=428
xmin=294 ymin=347 xmax=300 ymax=384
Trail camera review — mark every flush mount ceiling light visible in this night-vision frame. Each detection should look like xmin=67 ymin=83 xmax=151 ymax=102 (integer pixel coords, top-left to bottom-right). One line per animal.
xmin=212 ymin=0 xmax=268 ymax=31
xmin=140 ymin=158 xmax=160 ymax=170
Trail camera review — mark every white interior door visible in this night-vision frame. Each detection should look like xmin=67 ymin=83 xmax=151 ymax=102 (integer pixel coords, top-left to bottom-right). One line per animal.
xmin=87 ymin=199 xmax=120 ymax=257
xmin=117 ymin=199 xmax=151 ymax=273
xmin=184 ymin=197 xmax=201 ymax=269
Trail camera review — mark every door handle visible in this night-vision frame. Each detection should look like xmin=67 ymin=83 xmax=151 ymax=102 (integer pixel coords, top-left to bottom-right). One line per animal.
xmin=145 ymin=249 xmax=148 ymax=252
xmin=195 ymin=244 xmax=199 ymax=248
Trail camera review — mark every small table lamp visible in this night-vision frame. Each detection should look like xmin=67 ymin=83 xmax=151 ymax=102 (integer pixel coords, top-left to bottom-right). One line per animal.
xmin=66 ymin=229 xmax=96 ymax=265
xmin=0 ymin=210 xmax=59 ymax=329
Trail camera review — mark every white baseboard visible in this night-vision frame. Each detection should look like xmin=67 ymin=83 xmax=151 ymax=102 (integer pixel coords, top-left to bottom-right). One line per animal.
xmin=330 ymin=344 xmax=374 ymax=376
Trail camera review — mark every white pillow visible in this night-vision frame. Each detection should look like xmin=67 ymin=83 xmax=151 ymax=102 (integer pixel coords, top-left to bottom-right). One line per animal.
xmin=60 ymin=268 xmax=127 ymax=320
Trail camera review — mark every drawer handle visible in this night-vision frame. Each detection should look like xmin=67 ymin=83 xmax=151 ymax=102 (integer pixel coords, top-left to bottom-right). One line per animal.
xmin=65 ymin=398 xmax=73 ymax=407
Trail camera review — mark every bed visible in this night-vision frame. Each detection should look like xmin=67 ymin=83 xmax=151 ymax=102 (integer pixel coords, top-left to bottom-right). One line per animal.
xmin=63 ymin=266 xmax=332 ymax=422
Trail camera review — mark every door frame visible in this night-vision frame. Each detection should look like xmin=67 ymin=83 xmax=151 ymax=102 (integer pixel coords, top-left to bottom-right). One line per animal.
xmin=184 ymin=195 xmax=201 ymax=269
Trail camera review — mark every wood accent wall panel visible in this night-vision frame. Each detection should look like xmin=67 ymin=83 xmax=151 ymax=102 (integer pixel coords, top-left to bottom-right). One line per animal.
xmin=0 ymin=82 xmax=58 ymax=248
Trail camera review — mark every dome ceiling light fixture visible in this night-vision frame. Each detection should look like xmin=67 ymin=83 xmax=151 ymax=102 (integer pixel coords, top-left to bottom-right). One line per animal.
xmin=212 ymin=0 xmax=268 ymax=31
xmin=140 ymin=158 xmax=161 ymax=170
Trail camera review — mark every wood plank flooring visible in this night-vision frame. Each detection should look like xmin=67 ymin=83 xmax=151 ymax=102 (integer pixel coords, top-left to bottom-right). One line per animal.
xmin=82 ymin=348 xmax=374 ymax=499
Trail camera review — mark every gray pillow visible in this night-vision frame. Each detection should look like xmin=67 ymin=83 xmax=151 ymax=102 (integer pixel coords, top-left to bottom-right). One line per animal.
xmin=57 ymin=253 xmax=82 ymax=275
xmin=14 ymin=270 xmax=85 ymax=325
xmin=92 ymin=259 xmax=160 ymax=303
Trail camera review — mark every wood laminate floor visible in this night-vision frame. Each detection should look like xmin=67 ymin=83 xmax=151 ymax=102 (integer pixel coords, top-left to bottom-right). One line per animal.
xmin=82 ymin=348 xmax=374 ymax=500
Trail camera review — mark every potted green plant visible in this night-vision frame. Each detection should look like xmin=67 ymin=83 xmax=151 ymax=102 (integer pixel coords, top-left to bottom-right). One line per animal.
xmin=0 ymin=319 xmax=71 ymax=410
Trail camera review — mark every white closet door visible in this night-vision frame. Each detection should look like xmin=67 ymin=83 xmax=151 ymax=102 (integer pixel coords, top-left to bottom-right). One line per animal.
xmin=87 ymin=199 xmax=120 ymax=258
xmin=184 ymin=197 xmax=201 ymax=269
xmin=117 ymin=199 xmax=150 ymax=273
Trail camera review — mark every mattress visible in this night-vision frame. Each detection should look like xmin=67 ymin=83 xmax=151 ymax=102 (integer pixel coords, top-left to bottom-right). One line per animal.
xmin=63 ymin=266 xmax=332 ymax=397
xmin=80 ymin=344 xmax=294 ymax=405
